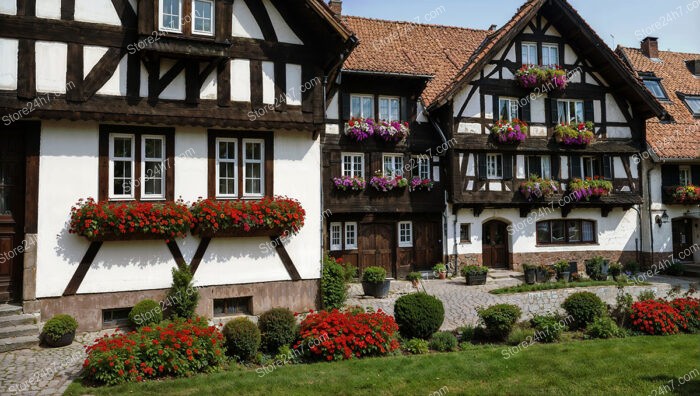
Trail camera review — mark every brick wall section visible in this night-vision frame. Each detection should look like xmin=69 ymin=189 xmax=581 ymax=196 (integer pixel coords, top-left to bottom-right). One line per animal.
xmin=451 ymin=251 xmax=639 ymax=273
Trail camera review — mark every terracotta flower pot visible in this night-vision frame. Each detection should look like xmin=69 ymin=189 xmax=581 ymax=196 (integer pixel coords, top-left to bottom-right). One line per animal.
xmin=438 ymin=272 xmax=446 ymax=280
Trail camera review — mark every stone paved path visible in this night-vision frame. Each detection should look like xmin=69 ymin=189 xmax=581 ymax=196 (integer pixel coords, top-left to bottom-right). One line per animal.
xmin=347 ymin=275 xmax=699 ymax=330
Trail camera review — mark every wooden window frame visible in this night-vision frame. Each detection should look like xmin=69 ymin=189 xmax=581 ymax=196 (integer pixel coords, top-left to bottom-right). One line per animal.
xmin=521 ymin=42 xmax=538 ymax=65
xmin=213 ymin=297 xmax=252 ymax=317
xmin=398 ymin=221 xmax=413 ymax=248
xmin=215 ymin=138 xmax=238 ymax=199
xmin=536 ymin=219 xmax=597 ymax=245
xmin=242 ymin=138 xmax=265 ymax=198
xmin=459 ymin=223 xmax=471 ymax=244
xmin=486 ymin=153 xmax=503 ymax=180
xmin=383 ymin=154 xmax=405 ymax=177
xmin=679 ymin=166 xmax=692 ymax=186
xmin=141 ymin=135 xmax=167 ymax=200
xmin=526 ymin=155 xmax=551 ymax=179
xmin=344 ymin=222 xmax=358 ymax=250
xmin=329 ymin=222 xmax=342 ymax=251
xmin=557 ymin=99 xmax=585 ymax=124
xmin=341 ymin=152 xmax=364 ymax=178
xmin=99 ymin=125 xmax=175 ymax=202
xmin=108 ymin=133 xmax=136 ymax=200
xmin=159 ymin=0 xmax=183 ymax=33
xmin=498 ymin=97 xmax=519 ymax=122
xmin=378 ymin=96 xmax=400 ymax=122
xmin=191 ymin=0 xmax=215 ymax=36
xmin=542 ymin=43 xmax=559 ymax=66
xmin=350 ymin=94 xmax=374 ymax=119
xmin=413 ymin=155 xmax=431 ymax=180
xmin=208 ymin=130 xmax=273 ymax=200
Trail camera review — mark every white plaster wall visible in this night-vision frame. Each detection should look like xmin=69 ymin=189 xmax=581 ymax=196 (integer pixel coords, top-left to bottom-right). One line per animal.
xmin=83 ymin=46 xmax=109 ymax=79
xmin=285 ymin=64 xmax=302 ymax=105
xmin=326 ymin=92 xmax=339 ymax=119
xmin=97 ymin=55 xmax=128 ymax=96
xmin=463 ymin=87 xmax=480 ymax=118
xmin=564 ymin=44 xmax=577 ymax=64
xmin=453 ymin=85 xmax=470 ymax=117
xmin=139 ymin=62 xmax=149 ymax=97
xmin=159 ymin=59 xmax=186 ymax=100
xmin=262 ymin=61 xmax=275 ymax=104
xmin=262 ymin=0 xmax=303 ymax=45
xmin=36 ymin=123 xmax=323 ymax=297
xmin=613 ymin=157 xmax=625 ymax=177
xmin=200 ymin=69 xmax=217 ymax=100
xmin=0 ymin=0 xmax=16 ymax=15
xmin=0 ymin=38 xmax=18 ymax=90
xmin=484 ymin=95 xmax=493 ymax=119
xmin=232 ymin=0 xmax=264 ymax=39
xmin=74 ymin=0 xmax=122 ymax=25
xmin=416 ymin=101 xmax=428 ymax=123
xmin=231 ymin=59 xmax=251 ymax=102
xmin=35 ymin=41 xmax=67 ymax=93
xmin=35 ymin=0 xmax=61 ymax=19
xmin=605 ymin=94 xmax=627 ymax=123
xmin=531 ymin=96 xmax=546 ymax=123
xmin=593 ymin=100 xmax=602 ymax=123
xmin=516 ymin=155 xmax=525 ymax=179
xmin=607 ymin=126 xmax=632 ymax=139
xmin=505 ymin=45 xmax=516 ymax=62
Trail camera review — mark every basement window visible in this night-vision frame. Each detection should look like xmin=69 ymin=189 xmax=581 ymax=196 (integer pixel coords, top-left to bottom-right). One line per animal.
xmin=214 ymin=297 xmax=252 ymax=317
xmin=102 ymin=308 xmax=132 ymax=328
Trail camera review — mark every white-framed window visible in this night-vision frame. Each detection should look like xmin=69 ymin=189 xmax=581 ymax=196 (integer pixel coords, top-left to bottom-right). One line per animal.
xmin=330 ymin=222 xmax=342 ymax=251
xmin=557 ymin=100 xmax=584 ymax=124
xmin=383 ymin=154 xmax=404 ymax=177
xmin=684 ymin=96 xmax=700 ymax=116
xmin=398 ymin=221 xmax=413 ymax=248
xmin=192 ymin=0 xmax=214 ymax=35
xmin=159 ymin=0 xmax=183 ymax=32
xmin=342 ymin=153 xmax=364 ymax=178
xmin=522 ymin=42 xmax=538 ymax=65
xmin=413 ymin=155 xmax=431 ymax=179
xmin=243 ymin=139 xmax=264 ymax=197
xmin=142 ymin=136 xmax=165 ymax=199
xmin=498 ymin=98 xmax=519 ymax=121
xmin=542 ymin=44 xmax=559 ymax=66
xmin=582 ymin=156 xmax=600 ymax=179
xmin=345 ymin=222 xmax=358 ymax=250
xmin=216 ymin=138 xmax=238 ymax=198
xmin=526 ymin=155 xmax=552 ymax=179
xmin=486 ymin=154 xmax=503 ymax=180
xmin=109 ymin=134 xmax=135 ymax=200
xmin=680 ymin=166 xmax=692 ymax=186
xmin=350 ymin=94 xmax=374 ymax=119
xmin=378 ymin=96 xmax=400 ymax=121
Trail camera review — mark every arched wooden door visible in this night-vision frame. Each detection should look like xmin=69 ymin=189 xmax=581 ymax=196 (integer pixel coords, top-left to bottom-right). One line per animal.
xmin=482 ymin=220 xmax=509 ymax=268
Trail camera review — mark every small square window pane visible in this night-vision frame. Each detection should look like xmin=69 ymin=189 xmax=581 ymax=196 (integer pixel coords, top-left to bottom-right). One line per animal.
xmin=551 ymin=222 xmax=565 ymax=243
xmin=247 ymin=163 xmax=261 ymax=179
xmin=568 ymin=221 xmax=581 ymax=243
xmin=245 ymin=143 xmax=261 ymax=160
xmin=537 ymin=222 xmax=550 ymax=244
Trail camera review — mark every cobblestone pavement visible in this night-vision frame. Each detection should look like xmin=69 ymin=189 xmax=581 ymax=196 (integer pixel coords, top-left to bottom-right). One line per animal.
xmin=347 ymin=275 xmax=699 ymax=330
xmin=0 ymin=331 xmax=104 ymax=396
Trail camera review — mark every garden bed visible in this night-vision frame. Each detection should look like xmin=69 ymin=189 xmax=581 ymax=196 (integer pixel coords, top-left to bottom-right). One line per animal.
xmin=490 ymin=280 xmax=650 ymax=295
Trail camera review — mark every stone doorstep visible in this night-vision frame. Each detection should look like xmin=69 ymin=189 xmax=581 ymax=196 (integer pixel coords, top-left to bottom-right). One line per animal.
xmin=0 ymin=304 xmax=23 ymax=317
xmin=0 ymin=323 xmax=41 ymax=338
xmin=0 ymin=313 xmax=38 ymax=328
xmin=0 ymin=335 xmax=40 ymax=353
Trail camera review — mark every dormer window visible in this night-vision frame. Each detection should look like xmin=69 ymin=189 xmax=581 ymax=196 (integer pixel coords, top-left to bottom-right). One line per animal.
xmin=160 ymin=0 xmax=182 ymax=33
xmin=193 ymin=0 xmax=215 ymax=36
xmin=684 ymin=96 xmax=700 ymax=117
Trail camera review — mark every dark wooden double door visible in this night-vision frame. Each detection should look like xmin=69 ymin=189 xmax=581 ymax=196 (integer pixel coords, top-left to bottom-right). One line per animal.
xmin=482 ymin=220 xmax=509 ymax=268
xmin=672 ymin=218 xmax=694 ymax=261
xmin=0 ymin=129 xmax=27 ymax=302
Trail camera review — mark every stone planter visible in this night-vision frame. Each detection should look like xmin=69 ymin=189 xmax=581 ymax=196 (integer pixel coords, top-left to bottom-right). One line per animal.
xmin=362 ymin=280 xmax=391 ymax=298
xmin=524 ymin=269 xmax=537 ymax=285
xmin=558 ymin=271 xmax=571 ymax=282
xmin=466 ymin=273 xmax=487 ymax=286
xmin=43 ymin=331 xmax=75 ymax=348
xmin=536 ymin=268 xmax=548 ymax=283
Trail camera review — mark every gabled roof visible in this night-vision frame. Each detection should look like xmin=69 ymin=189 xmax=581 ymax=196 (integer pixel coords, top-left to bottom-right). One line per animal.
xmin=307 ymin=0 xmax=355 ymax=41
xmin=617 ymin=46 xmax=700 ymax=160
xmin=340 ymin=16 xmax=489 ymax=106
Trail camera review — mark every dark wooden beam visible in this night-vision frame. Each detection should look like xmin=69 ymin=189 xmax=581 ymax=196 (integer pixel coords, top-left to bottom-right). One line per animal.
xmin=243 ymin=0 xmax=277 ymax=42
xmin=185 ymin=60 xmax=200 ymax=105
xmin=17 ymin=39 xmax=36 ymax=100
xmin=156 ymin=60 xmax=187 ymax=97
xmin=217 ymin=60 xmax=231 ymax=107
xmin=126 ymin=52 xmax=141 ymax=99
xmin=111 ymin=0 xmax=137 ymax=28
xmin=23 ymin=121 xmax=41 ymax=234
xmin=250 ymin=60 xmax=263 ymax=107
xmin=189 ymin=238 xmax=211 ymax=275
xmin=82 ymin=48 xmax=125 ymax=100
xmin=60 ymin=0 xmax=75 ymax=20
xmin=274 ymin=62 xmax=286 ymax=112
xmin=63 ymin=241 xmax=103 ymax=296
xmin=16 ymin=0 xmax=35 ymax=16
xmin=66 ymin=43 xmax=83 ymax=102
xmin=271 ymin=236 xmax=301 ymax=281
xmin=166 ymin=240 xmax=188 ymax=270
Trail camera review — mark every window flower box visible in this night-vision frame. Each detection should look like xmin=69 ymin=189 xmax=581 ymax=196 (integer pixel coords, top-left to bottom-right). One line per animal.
xmin=667 ymin=185 xmax=700 ymax=204
xmin=519 ymin=175 xmax=560 ymax=201
xmin=344 ymin=117 xmax=375 ymax=142
xmin=190 ymin=197 xmax=305 ymax=238
xmin=569 ymin=177 xmax=613 ymax=201
xmin=332 ymin=176 xmax=366 ymax=192
xmin=375 ymin=121 xmax=410 ymax=143
xmin=409 ymin=177 xmax=435 ymax=192
xmin=555 ymin=121 xmax=595 ymax=146
xmin=68 ymin=198 xmax=192 ymax=242
xmin=491 ymin=119 xmax=528 ymax=144
xmin=369 ymin=173 xmax=408 ymax=192
xmin=515 ymin=65 xmax=568 ymax=91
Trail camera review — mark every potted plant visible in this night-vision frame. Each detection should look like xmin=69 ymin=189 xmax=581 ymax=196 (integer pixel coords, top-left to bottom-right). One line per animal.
xmin=332 ymin=176 xmax=366 ymax=192
xmin=515 ymin=65 xmax=568 ymax=91
xmin=344 ymin=117 xmax=375 ymax=142
xmin=569 ymin=177 xmax=613 ymax=201
xmin=490 ymin=119 xmax=528 ymax=144
xmin=609 ymin=262 xmax=623 ymax=281
xmin=554 ymin=121 xmax=595 ymax=146
xmin=433 ymin=263 xmax=447 ymax=280
xmin=462 ymin=265 xmax=488 ymax=285
xmin=536 ymin=265 xmax=549 ymax=283
xmin=407 ymin=272 xmax=422 ymax=288
xmin=523 ymin=263 xmax=537 ymax=285
xmin=41 ymin=314 xmax=78 ymax=347
xmin=369 ymin=171 xmax=409 ymax=192
xmin=361 ymin=266 xmax=391 ymax=298
xmin=409 ymin=177 xmax=435 ymax=192
xmin=668 ymin=185 xmax=700 ymax=204
xmin=519 ymin=175 xmax=560 ymax=201
xmin=375 ymin=120 xmax=410 ymax=143
xmin=585 ymin=256 xmax=608 ymax=281
xmin=554 ymin=260 xmax=571 ymax=282
xmin=546 ymin=267 xmax=557 ymax=282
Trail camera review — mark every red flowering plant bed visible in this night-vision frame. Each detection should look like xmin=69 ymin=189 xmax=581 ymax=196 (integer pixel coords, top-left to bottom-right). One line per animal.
xmin=629 ymin=300 xmax=688 ymax=335
xmin=82 ymin=318 xmax=226 ymax=386
xmin=670 ymin=297 xmax=700 ymax=331
xmin=69 ymin=198 xmax=193 ymax=242
xmin=293 ymin=309 xmax=400 ymax=361
xmin=190 ymin=196 xmax=305 ymax=238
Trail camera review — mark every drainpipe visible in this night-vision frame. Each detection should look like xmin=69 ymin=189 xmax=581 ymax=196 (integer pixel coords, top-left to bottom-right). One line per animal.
xmin=647 ymin=165 xmax=656 ymax=268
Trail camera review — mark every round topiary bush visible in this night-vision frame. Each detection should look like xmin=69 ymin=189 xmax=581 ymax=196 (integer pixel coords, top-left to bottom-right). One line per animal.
xmin=42 ymin=314 xmax=78 ymax=343
xmin=561 ymin=291 xmax=606 ymax=329
xmin=476 ymin=304 xmax=522 ymax=341
xmin=128 ymin=299 xmax=162 ymax=327
xmin=258 ymin=308 xmax=297 ymax=354
xmin=222 ymin=318 xmax=261 ymax=362
xmin=394 ymin=293 xmax=445 ymax=339
xmin=428 ymin=331 xmax=458 ymax=352
xmin=362 ymin=266 xmax=387 ymax=283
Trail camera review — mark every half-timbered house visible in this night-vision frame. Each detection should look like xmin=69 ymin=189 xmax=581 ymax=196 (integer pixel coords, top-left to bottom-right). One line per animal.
xmin=0 ymin=0 xmax=355 ymax=330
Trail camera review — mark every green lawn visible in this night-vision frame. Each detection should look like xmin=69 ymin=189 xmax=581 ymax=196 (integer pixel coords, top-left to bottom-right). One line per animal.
xmin=489 ymin=280 xmax=649 ymax=294
xmin=65 ymin=334 xmax=700 ymax=396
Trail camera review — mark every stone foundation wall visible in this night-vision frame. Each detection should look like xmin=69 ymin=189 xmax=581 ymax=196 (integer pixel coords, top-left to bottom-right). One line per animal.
xmin=39 ymin=279 xmax=319 ymax=331
xmin=450 ymin=251 xmax=639 ymax=273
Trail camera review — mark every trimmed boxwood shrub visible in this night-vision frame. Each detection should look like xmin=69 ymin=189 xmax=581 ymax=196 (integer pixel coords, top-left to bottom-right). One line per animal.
xmin=561 ymin=291 xmax=606 ymax=329
xmin=128 ymin=299 xmax=162 ymax=328
xmin=258 ymin=308 xmax=297 ymax=354
xmin=362 ymin=266 xmax=386 ymax=283
xmin=530 ymin=314 xmax=564 ymax=343
xmin=476 ymin=304 xmax=521 ymax=341
xmin=222 ymin=318 xmax=261 ymax=362
xmin=402 ymin=338 xmax=429 ymax=355
xmin=586 ymin=316 xmax=624 ymax=339
xmin=321 ymin=256 xmax=347 ymax=310
xmin=394 ymin=293 xmax=445 ymax=339
xmin=42 ymin=314 xmax=78 ymax=342
xmin=429 ymin=331 xmax=458 ymax=352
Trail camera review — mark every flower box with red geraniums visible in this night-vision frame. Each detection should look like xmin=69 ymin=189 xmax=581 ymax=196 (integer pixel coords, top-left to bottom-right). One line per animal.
xmin=630 ymin=300 xmax=688 ymax=335
xmin=190 ymin=196 xmax=305 ymax=238
xmin=332 ymin=176 xmax=366 ymax=192
xmin=293 ymin=309 xmax=400 ymax=361
xmin=667 ymin=185 xmax=700 ymax=204
xmin=519 ymin=175 xmax=560 ymax=201
xmin=369 ymin=173 xmax=409 ymax=192
xmin=82 ymin=318 xmax=226 ymax=385
xmin=515 ymin=65 xmax=568 ymax=91
xmin=375 ymin=121 xmax=410 ymax=143
xmin=569 ymin=177 xmax=613 ymax=201
xmin=69 ymin=198 xmax=192 ymax=242
xmin=409 ymin=177 xmax=435 ymax=192
xmin=491 ymin=119 xmax=528 ymax=144
xmin=344 ymin=117 xmax=375 ymax=142
xmin=555 ymin=122 xmax=595 ymax=146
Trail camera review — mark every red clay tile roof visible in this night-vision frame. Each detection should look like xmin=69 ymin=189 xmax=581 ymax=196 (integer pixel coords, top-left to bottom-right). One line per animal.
xmin=340 ymin=15 xmax=490 ymax=106
xmin=618 ymin=47 xmax=700 ymax=159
